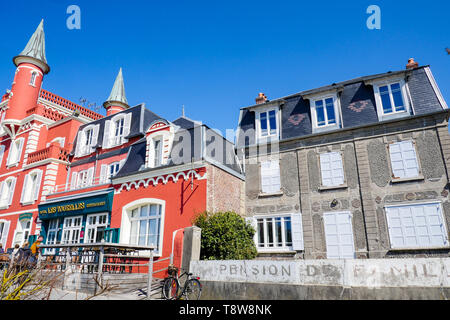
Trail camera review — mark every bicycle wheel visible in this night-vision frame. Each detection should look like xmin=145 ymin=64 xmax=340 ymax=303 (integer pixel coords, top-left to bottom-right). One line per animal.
xmin=184 ymin=279 xmax=202 ymax=300
xmin=162 ymin=277 xmax=179 ymax=300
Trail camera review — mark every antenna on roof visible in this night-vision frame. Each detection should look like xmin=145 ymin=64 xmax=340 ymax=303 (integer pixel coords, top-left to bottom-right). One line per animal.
xmin=182 ymin=105 xmax=185 ymax=118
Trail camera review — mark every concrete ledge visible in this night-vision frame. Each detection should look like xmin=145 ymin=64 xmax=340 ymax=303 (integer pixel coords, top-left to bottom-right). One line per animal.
xmin=199 ymin=280 xmax=450 ymax=300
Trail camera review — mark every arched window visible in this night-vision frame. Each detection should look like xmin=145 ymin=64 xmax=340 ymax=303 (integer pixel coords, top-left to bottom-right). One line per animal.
xmin=120 ymin=199 xmax=165 ymax=255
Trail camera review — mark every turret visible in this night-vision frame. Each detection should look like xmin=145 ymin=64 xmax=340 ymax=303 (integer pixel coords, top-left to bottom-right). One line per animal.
xmin=2 ymin=20 xmax=49 ymax=137
xmin=103 ymin=68 xmax=129 ymax=116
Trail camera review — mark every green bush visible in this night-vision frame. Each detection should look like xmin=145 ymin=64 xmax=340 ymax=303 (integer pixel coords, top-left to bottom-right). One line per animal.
xmin=193 ymin=211 xmax=257 ymax=260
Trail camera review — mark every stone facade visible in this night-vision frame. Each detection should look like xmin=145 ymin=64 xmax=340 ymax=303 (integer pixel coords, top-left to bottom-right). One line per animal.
xmin=243 ymin=111 xmax=450 ymax=259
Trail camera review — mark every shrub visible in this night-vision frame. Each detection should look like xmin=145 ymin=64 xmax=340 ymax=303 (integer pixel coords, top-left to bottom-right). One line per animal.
xmin=193 ymin=211 xmax=257 ymax=260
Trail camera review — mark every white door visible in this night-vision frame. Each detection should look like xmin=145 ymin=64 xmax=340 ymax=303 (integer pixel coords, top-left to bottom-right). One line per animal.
xmin=45 ymin=219 xmax=59 ymax=255
xmin=85 ymin=213 xmax=108 ymax=243
xmin=323 ymin=211 xmax=355 ymax=259
xmin=62 ymin=216 xmax=82 ymax=244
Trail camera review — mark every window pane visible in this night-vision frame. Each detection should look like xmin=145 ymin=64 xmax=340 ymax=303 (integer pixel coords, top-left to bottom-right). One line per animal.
xmin=130 ymin=221 xmax=138 ymax=244
xmin=138 ymin=220 xmax=147 ymax=245
xmin=266 ymin=219 xmax=273 ymax=247
xmin=390 ymin=83 xmax=405 ymax=111
xmin=379 ymin=85 xmax=393 ymax=113
xmin=325 ymin=98 xmax=336 ymax=124
xmin=315 ymin=100 xmax=325 ymax=126
xmin=257 ymin=220 xmax=264 ymax=247
xmin=149 ymin=204 xmax=159 ymax=216
xmin=140 ymin=205 xmax=149 ymax=217
xmin=268 ymin=110 xmax=277 ymax=135
xmin=284 ymin=217 xmax=292 ymax=246
xmin=260 ymin=112 xmax=268 ymax=136
xmin=275 ymin=217 xmax=283 ymax=246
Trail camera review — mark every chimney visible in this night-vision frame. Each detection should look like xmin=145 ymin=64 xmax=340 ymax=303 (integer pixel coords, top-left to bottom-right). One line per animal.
xmin=255 ymin=92 xmax=268 ymax=105
xmin=406 ymin=58 xmax=419 ymax=69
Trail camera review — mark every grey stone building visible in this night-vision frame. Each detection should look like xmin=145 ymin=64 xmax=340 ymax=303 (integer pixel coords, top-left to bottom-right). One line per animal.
xmin=236 ymin=59 xmax=450 ymax=259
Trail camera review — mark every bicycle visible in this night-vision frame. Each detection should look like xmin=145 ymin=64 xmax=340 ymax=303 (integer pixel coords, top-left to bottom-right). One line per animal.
xmin=162 ymin=264 xmax=202 ymax=300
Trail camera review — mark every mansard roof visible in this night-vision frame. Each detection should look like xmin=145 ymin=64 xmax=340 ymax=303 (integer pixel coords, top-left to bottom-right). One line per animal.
xmin=237 ymin=65 xmax=448 ymax=148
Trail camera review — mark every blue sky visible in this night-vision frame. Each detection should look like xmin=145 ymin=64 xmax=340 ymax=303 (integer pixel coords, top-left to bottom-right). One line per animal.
xmin=0 ymin=0 xmax=448 ymax=135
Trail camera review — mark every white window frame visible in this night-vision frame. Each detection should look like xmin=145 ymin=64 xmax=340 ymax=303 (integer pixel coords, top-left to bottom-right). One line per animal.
xmin=260 ymin=160 xmax=281 ymax=194
xmin=76 ymin=124 xmax=99 ymax=157
xmin=13 ymin=218 xmax=33 ymax=247
xmin=85 ymin=213 xmax=109 ymax=244
xmin=75 ymin=167 xmax=95 ymax=189
xmin=385 ymin=202 xmax=449 ymax=250
xmin=0 ymin=177 xmax=17 ymax=209
xmin=120 ymin=198 xmax=166 ymax=257
xmin=6 ymin=137 xmax=25 ymax=167
xmin=372 ymin=78 xmax=411 ymax=121
xmin=29 ymin=71 xmax=38 ymax=87
xmin=45 ymin=219 xmax=59 ymax=255
xmin=388 ymin=140 xmax=422 ymax=181
xmin=104 ymin=113 xmax=132 ymax=149
xmin=21 ymin=169 xmax=43 ymax=205
xmin=146 ymin=129 xmax=174 ymax=168
xmin=255 ymin=106 xmax=280 ymax=142
xmin=0 ymin=145 xmax=5 ymax=167
xmin=253 ymin=214 xmax=294 ymax=252
xmin=309 ymin=93 xmax=341 ymax=133
xmin=319 ymin=151 xmax=346 ymax=188
xmin=61 ymin=216 xmax=83 ymax=245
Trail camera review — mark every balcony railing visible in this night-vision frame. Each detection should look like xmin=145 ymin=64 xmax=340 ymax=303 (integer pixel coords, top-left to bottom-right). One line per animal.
xmin=39 ymin=89 xmax=103 ymax=121
xmin=27 ymin=143 xmax=70 ymax=165
xmin=49 ymin=175 xmax=111 ymax=195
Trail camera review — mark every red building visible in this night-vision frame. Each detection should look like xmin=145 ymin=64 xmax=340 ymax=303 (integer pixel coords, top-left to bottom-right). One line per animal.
xmin=0 ymin=20 xmax=245 ymax=266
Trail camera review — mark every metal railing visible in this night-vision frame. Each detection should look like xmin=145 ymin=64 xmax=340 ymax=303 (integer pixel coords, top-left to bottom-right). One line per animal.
xmin=50 ymin=176 xmax=112 ymax=194
xmin=38 ymin=242 xmax=173 ymax=299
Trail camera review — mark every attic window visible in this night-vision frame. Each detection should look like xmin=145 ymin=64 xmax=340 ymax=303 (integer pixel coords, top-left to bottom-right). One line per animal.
xmin=372 ymin=79 xmax=411 ymax=121
xmin=255 ymin=107 xmax=279 ymax=141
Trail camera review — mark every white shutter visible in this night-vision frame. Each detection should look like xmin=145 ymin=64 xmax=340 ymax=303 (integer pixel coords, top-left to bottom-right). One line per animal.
xmin=1 ymin=220 xmax=10 ymax=248
xmin=291 ymin=213 xmax=304 ymax=251
xmin=87 ymin=167 xmax=95 ymax=186
xmin=20 ymin=175 xmax=29 ymax=203
xmin=103 ymin=120 xmax=111 ymax=149
xmin=122 ymin=112 xmax=132 ymax=143
xmin=0 ymin=145 xmax=5 ymax=166
xmin=323 ymin=212 xmax=355 ymax=259
xmin=261 ymin=160 xmax=280 ymax=194
xmin=16 ymin=138 xmax=24 ymax=164
xmin=7 ymin=178 xmax=16 ymax=206
xmin=70 ymin=172 xmax=78 ymax=190
xmin=75 ymin=131 xmax=83 ymax=157
xmin=33 ymin=170 xmax=43 ymax=201
xmin=386 ymin=203 xmax=448 ymax=249
xmin=320 ymin=152 xmax=344 ymax=187
xmin=100 ymin=165 xmax=108 ymax=184
xmin=91 ymin=124 xmax=100 ymax=152
xmin=389 ymin=141 xmax=419 ymax=179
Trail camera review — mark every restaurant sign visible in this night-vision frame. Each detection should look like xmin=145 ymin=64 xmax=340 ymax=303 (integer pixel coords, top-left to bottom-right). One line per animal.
xmin=38 ymin=192 xmax=113 ymax=220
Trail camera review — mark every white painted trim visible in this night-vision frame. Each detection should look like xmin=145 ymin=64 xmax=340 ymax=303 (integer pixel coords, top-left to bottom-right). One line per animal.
xmin=424 ymin=67 xmax=448 ymax=109
xmin=308 ymin=93 xmax=341 ymax=133
xmin=372 ymin=78 xmax=411 ymax=121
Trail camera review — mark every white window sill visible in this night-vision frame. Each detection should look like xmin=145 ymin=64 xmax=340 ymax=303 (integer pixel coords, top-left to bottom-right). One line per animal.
xmin=378 ymin=111 xmax=410 ymax=122
xmin=21 ymin=200 xmax=35 ymax=206
xmin=257 ymin=247 xmax=296 ymax=254
xmin=258 ymin=191 xmax=283 ymax=198
xmin=319 ymin=183 xmax=348 ymax=191
xmin=0 ymin=203 xmax=9 ymax=210
xmin=389 ymin=246 xmax=450 ymax=251
xmin=312 ymin=123 xmax=340 ymax=134
xmin=391 ymin=175 xmax=424 ymax=184
xmin=7 ymin=162 xmax=19 ymax=168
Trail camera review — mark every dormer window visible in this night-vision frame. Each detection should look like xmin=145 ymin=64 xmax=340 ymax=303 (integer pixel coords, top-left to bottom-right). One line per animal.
xmin=309 ymin=94 xmax=341 ymax=133
xmin=154 ymin=139 xmax=162 ymax=167
xmin=76 ymin=125 xmax=99 ymax=157
xmin=255 ymin=107 xmax=279 ymax=141
xmin=372 ymin=79 xmax=411 ymax=121
xmin=103 ymin=113 xmax=132 ymax=149
xmin=145 ymin=121 xmax=175 ymax=169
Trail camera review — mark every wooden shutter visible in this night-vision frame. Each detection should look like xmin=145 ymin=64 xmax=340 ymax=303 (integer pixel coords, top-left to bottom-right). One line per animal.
xmin=0 ymin=220 xmax=10 ymax=248
xmin=0 ymin=145 xmax=5 ymax=166
xmin=87 ymin=167 xmax=95 ymax=186
xmin=100 ymin=164 xmax=108 ymax=184
xmin=323 ymin=211 xmax=355 ymax=259
xmin=261 ymin=160 xmax=281 ymax=193
xmin=16 ymin=139 xmax=24 ymax=164
xmin=245 ymin=217 xmax=258 ymax=244
xmin=33 ymin=170 xmax=43 ymax=201
xmin=20 ymin=175 xmax=29 ymax=204
xmin=75 ymin=131 xmax=84 ymax=157
xmin=70 ymin=172 xmax=78 ymax=190
xmin=102 ymin=120 xmax=111 ymax=149
xmin=320 ymin=152 xmax=345 ymax=187
xmin=7 ymin=178 xmax=16 ymax=206
xmin=123 ymin=112 xmax=132 ymax=143
xmin=91 ymin=124 xmax=100 ymax=152
xmin=291 ymin=213 xmax=304 ymax=251
xmin=389 ymin=141 xmax=419 ymax=179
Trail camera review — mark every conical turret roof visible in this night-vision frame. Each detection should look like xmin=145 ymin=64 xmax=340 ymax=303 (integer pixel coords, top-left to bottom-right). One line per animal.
xmin=13 ymin=19 xmax=50 ymax=74
xmin=105 ymin=68 xmax=128 ymax=106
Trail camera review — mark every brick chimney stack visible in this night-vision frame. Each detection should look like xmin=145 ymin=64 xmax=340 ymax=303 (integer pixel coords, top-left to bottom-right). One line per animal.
xmin=406 ymin=58 xmax=419 ymax=69
xmin=255 ymin=92 xmax=268 ymax=105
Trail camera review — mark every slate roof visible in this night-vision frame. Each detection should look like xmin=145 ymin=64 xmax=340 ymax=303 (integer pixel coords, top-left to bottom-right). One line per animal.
xmin=237 ymin=66 xmax=447 ymax=148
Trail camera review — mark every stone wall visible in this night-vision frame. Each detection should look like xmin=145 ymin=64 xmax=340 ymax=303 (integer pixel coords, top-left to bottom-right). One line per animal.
xmin=190 ymin=258 xmax=450 ymax=300
xmin=243 ymin=112 xmax=450 ymax=259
